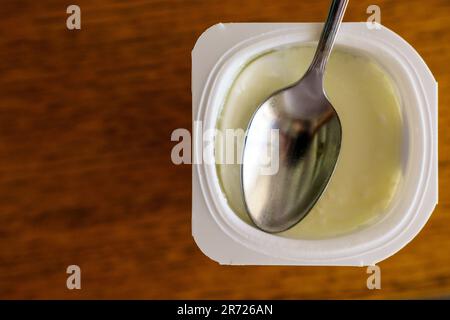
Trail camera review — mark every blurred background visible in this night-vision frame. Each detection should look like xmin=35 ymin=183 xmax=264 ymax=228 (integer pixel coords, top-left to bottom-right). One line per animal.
xmin=0 ymin=0 xmax=449 ymax=299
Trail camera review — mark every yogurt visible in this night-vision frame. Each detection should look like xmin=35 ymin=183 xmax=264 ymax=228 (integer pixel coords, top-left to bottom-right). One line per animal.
xmin=215 ymin=45 xmax=403 ymax=239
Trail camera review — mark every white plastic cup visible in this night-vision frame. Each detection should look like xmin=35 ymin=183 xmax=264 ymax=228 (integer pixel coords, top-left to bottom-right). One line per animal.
xmin=192 ymin=23 xmax=438 ymax=266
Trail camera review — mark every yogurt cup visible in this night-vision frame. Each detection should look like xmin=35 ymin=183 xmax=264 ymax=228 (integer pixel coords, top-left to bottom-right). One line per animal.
xmin=192 ymin=23 xmax=438 ymax=266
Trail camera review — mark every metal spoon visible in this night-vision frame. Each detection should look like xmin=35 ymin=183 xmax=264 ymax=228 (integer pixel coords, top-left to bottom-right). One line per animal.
xmin=241 ymin=0 xmax=348 ymax=233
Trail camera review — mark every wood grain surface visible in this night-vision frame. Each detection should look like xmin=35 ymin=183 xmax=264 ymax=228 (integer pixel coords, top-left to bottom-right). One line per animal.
xmin=0 ymin=0 xmax=449 ymax=299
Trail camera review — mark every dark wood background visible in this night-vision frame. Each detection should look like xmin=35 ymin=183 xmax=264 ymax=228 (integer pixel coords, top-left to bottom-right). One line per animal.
xmin=0 ymin=0 xmax=449 ymax=299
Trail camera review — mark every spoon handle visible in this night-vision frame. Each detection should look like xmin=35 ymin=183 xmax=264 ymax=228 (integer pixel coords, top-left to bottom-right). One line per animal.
xmin=309 ymin=0 xmax=349 ymax=74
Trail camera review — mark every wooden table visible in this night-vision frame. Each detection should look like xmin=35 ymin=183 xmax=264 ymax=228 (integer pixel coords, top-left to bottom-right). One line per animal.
xmin=0 ymin=0 xmax=449 ymax=299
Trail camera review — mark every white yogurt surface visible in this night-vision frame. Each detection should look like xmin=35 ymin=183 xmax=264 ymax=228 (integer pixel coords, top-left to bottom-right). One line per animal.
xmin=215 ymin=45 xmax=403 ymax=239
